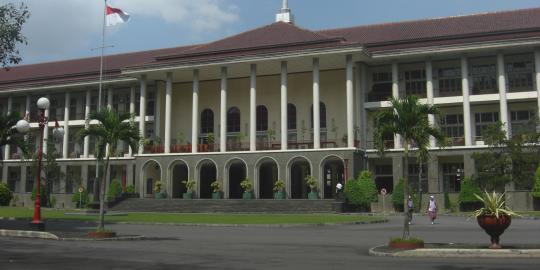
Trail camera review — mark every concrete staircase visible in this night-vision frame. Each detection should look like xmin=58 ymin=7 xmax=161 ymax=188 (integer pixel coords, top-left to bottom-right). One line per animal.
xmin=111 ymin=198 xmax=341 ymax=213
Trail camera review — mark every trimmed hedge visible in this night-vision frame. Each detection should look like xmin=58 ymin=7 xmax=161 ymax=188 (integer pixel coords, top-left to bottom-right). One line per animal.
xmin=72 ymin=190 xmax=89 ymax=208
xmin=107 ymin=179 xmax=122 ymax=201
xmin=458 ymin=177 xmax=483 ymax=211
xmin=344 ymin=171 xmax=378 ymax=211
xmin=0 ymin=183 xmax=13 ymax=206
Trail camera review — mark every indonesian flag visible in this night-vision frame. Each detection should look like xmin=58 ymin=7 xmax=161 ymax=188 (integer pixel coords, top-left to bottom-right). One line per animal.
xmin=106 ymin=5 xmax=130 ymax=26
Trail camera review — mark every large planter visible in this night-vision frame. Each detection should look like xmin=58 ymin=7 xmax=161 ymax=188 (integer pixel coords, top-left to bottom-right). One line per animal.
xmin=183 ymin=191 xmax=194 ymax=199
xmin=154 ymin=192 xmax=167 ymax=199
xmin=274 ymin=191 xmax=286 ymax=200
xmin=212 ymin=192 xmax=223 ymax=199
xmin=477 ymin=214 xmax=512 ymax=249
xmin=243 ymin=191 xmax=254 ymax=200
xmin=308 ymin=191 xmax=319 ymax=200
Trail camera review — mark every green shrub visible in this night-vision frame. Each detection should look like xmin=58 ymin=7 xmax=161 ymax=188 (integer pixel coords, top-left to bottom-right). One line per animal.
xmin=125 ymin=185 xmax=136 ymax=194
xmin=344 ymin=171 xmax=378 ymax=210
xmin=532 ymin=166 xmax=540 ymax=199
xmin=107 ymin=180 xmax=122 ymax=201
xmin=0 ymin=182 xmax=13 ymax=206
xmin=392 ymin=178 xmax=404 ymax=211
xmin=459 ymin=177 xmax=483 ymax=211
xmin=72 ymin=190 xmax=89 ymax=208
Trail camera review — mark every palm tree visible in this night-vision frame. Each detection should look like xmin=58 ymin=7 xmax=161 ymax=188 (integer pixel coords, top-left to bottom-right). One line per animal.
xmin=374 ymin=96 xmax=445 ymax=240
xmin=79 ymin=108 xmax=140 ymax=231
xmin=0 ymin=112 xmax=28 ymax=163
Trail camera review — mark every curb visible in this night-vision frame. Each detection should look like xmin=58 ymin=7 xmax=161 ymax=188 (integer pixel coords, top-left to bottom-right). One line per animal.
xmin=0 ymin=229 xmax=59 ymax=240
xmin=369 ymin=245 xmax=540 ymax=258
xmin=59 ymin=235 xmax=146 ymax=241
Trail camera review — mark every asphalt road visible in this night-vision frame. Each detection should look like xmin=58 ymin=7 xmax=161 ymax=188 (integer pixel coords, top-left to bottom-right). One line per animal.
xmin=1 ymin=215 xmax=539 ymax=270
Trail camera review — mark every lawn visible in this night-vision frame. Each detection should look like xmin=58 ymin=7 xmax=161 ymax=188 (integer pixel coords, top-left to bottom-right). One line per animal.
xmin=0 ymin=207 xmax=385 ymax=225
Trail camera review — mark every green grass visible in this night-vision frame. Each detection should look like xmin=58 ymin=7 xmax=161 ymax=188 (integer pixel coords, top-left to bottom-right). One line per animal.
xmin=0 ymin=207 xmax=385 ymax=225
xmin=518 ymin=211 xmax=540 ymax=217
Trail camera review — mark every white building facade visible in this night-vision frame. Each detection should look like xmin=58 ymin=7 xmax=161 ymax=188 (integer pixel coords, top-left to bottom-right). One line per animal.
xmin=1 ymin=6 xmax=540 ymax=208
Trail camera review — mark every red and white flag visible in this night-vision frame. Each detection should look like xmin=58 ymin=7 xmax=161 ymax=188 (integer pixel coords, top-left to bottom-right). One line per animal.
xmin=106 ymin=4 xmax=130 ymax=26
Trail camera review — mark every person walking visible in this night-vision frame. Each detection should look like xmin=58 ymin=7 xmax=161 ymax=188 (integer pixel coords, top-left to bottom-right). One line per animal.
xmin=427 ymin=195 xmax=438 ymax=224
xmin=407 ymin=195 xmax=414 ymax=225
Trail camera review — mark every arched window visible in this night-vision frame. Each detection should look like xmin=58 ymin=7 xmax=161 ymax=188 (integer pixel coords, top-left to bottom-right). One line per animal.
xmin=310 ymin=102 xmax=327 ymax=129
xmin=256 ymin=105 xmax=268 ymax=131
xmin=200 ymin=109 xmax=214 ymax=134
xmin=227 ymin=107 xmax=241 ymax=133
xmin=287 ymin=103 xmax=296 ymax=130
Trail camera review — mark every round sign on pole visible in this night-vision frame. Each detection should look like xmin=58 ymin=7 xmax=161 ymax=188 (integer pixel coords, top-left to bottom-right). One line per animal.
xmin=381 ymin=188 xmax=387 ymax=196
xmin=78 ymin=187 xmax=84 ymax=193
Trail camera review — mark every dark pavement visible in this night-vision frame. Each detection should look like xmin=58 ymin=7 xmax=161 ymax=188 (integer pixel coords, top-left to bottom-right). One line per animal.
xmin=1 ymin=215 xmax=539 ymax=269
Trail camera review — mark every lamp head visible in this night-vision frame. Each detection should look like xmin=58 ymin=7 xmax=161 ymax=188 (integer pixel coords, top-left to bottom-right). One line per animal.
xmin=37 ymin=97 xmax=50 ymax=110
xmin=15 ymin=119 xmax=30 ymax=134
xmin=53 ymin=126 xmax=65 ymax=140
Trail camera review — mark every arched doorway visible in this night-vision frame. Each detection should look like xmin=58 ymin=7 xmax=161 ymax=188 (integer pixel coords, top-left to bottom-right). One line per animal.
xmin=199 ymin=160 xmax=217 ymax=199
xmin=321 ymin=157 xmax=344 ymax=199
xmin=289 ymin=157 xmax=311 ymax=199
xmin=258 ymin=159 xmax=278 ymax=199
xmin=227 ymin=159 xmax=246 ymax=199
xmin=170 ymin=161 xmax=189 ymax=198
xmin=142 ymin=160 xmax=161 ymax=198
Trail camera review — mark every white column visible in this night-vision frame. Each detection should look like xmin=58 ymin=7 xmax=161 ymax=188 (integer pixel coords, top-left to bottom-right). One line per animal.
xmin=63 ymin=92 xmax=70 ymax=159
xmin=83 ymin=90 xmax=91 ymax=157
xmin=220 ymin=67 xmax=228 ymax=152
xmin=25 ymin=96 xmax=30 ymax=119
xmin=4 ymin=97 xmax=12 ymax=160
xmin=280 ymin=61 xmax=288 ymax=150
xmin=461 ymin=56 xmax=473 ymax=146
xmin=346 ymin=55 xmax=354 ymax=148
xmin=426 ymin=59 xmax=436 ymax=147
xmin=497 ymin=52 xmax=510 ymax=138
xmin=164 ymin=72 xmax=172 ymax=154
xmin=392 ymin=62 xmax=402 ymax=149
xmin=356 ymin=62 xmax=367 ymax=148
xmin=128 ymin=86 xmax=135 ymax=156
xmin=313 ymin=58 xmax=320 ymax=149
xmin=535 ymin=49 xmax=540 ymax=120
xmin=138 ymin=75 xmax=147 ymax=155
xmin=250 ymin=64 xmax=257 ymax=151
xmin=107 ymin=88 xmax=113 ymax=110
xmin=192 ymin=69 xmax=199 ymax=153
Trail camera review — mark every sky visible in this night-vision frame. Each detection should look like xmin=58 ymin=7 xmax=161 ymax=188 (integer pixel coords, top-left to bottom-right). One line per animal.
xmin=3 ymin=0 xmax=540 ymax=65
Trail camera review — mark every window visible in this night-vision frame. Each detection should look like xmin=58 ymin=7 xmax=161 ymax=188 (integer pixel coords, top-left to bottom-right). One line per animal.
xmin=287 ymin=103 xmax=296 ymax=130
xmin=404 ymin=69 xmax=426 ymax=97
xmin=374 ymin=164 xmax=393 ymax=194
xmin=437 ymin=67 xmax=462 ymax=97
xmin=442 ymin=163 xmax=463 ymax=192
xmin=25 ymin=167 xmax=34 ymax=193
xmin=369 ymin=71 xmax=392 ymax=102
xmin=90 ymin=95 xmax=98 ymax=113
xmin=146 ymin=91 xmax=155 ymax=116
xmin=69 ymin=97 xmax=78 ymax=119
xmin=471 ymin=63 xmax=497 ymax=94
xmin=256 ymin=105 xmax=268 ymax=131
xmin=474 ymin=112 xmax=499 ymax=138
xmin=310 ymin=102 xmax=327 ymax=129
xmin=408 ymin=164 xmax=428 ymax=193
xmin=440 ymin=114 xmax=464 ymax=145
xmin=227 ymin=107 xmax=241 ymax=133
xmin=511 ymin=110 xmax=536 ymax=135
xmin=506 ymin=60 xmax=533 ymax=92
xmin=200 ymin=109 xmax=214 ymax=134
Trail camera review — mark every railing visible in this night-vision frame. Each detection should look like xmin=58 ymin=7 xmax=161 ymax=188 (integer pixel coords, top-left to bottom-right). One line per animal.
xmin=366 ymin=140 xmax=395 ymax=149
xmin=444 ymin=137 xmax=465 ymax=147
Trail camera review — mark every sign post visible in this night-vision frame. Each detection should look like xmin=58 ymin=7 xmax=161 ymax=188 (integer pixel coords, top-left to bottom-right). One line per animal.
xmin=381 ymin=188 xmax=387 ymax=214
xmin=78 ymin=187 xmax=84 ymax=209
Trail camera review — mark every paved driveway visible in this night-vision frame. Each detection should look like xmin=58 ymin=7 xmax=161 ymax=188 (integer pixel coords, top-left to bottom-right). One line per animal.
xmin=1 ymin=215 xmax=539 ymax=269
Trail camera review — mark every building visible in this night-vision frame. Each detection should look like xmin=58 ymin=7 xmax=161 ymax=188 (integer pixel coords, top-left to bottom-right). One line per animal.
xmin=1 ymin=3 xmax=540 ymax=209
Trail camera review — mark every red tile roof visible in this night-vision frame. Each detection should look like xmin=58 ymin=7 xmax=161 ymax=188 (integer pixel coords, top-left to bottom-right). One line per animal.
xmin=2 ymin=7 xmax=540 ymax=90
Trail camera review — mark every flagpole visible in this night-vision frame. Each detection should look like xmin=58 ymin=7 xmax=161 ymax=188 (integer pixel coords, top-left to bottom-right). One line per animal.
xmin=94 ymin=0 xmax=107 ymax=203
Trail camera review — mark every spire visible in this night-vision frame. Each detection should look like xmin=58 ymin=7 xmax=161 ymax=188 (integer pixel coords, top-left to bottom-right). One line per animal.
xmin=276 ymin=0 xmax=294 ymax=24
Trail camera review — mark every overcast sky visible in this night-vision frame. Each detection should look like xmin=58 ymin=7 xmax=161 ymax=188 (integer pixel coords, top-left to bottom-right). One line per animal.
xmin=3 ymin=0 xmax=540 ymax=65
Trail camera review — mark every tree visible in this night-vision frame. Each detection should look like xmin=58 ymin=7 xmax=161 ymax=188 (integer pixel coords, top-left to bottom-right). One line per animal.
xmin=0 ymin=111 xmax=29 ymax=164
xmin=0 ymin=3 xmax=29 ymax=68
xmin=374 ymin=96 xmax=445 ymax=240
xmin=79 ymin=109 xmax=139 ymax=231
xmin=344 ymin=171 xmax=378 ymax=211
xmin=473 ymin=121 xmax=540 ymax=191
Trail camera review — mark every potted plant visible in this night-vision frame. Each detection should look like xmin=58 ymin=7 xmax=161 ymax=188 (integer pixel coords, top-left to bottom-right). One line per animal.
xmin=531 ymin=166 xmax=540 ymax=210
xmin=211 ymin=180 xmax=223 ymax=199
xmin=240 ymin=179 xmax=253 ymax=200
xmin=305 ymin=175 xmax=319 ymax=199
xmin=153 ymin=180 xmax=166 ymax=199
xmin=206 ymin=133 xmax=215 ymax=151
xmin=473 ymin=191 xmax=519 ymax=249
xmin=273 ymin=179 xmax=286 ymax=199
xmin=182 ymin=180 xmax=196 ymax=199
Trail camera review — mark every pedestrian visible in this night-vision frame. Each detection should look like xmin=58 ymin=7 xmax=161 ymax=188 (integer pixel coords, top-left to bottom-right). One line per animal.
xmin=427 ymin=195 xmax=438 ymax=224
xmin=407 ymin=195 xmax=414 ymax=225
